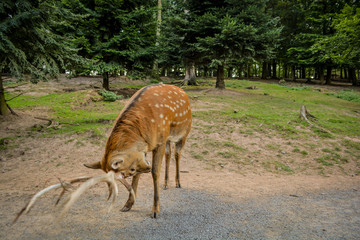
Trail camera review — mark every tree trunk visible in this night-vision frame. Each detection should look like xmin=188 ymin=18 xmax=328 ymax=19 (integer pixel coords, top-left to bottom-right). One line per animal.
xmin=344 ymin=68 xmax=348 ymax=80
xmin=349 ymin=68 xmax=358 ymax=86
xmin=301 ymin=66 xmax=306 ymax=79
xmin=272 ymin=60 xmax=276 ymax=79
xmin=266 ymin=62 xmax=271 ymax=78
xmin=340 ymin=67 xmax=343 ymax=79
xmin=184 ymin=61 xmax=197 ymax=85
xmin=204 ymin=66 xmax=208 ymax=77
xmin=0 ymin=74 xmax=10 ymax=115
xmin=102 ymin=72 xmax=110 ymax=90
xmin=319 ymin=66 xmax=325 ymax=84
xmin=228 ymin=67 xmax=233 ymax=78
xmin=284 ymin=64 xmax=288 ymax=78
xmin=238 ymin=65 xmax=243 ymax=78
xmin=216 ymin=64 xmax=225 ymax=89
xmin=291 ymin=65 xmax=296 ymax=81
xmin=326 ymin=66 xmax=332 ymax=85
xmin=261 ymin=61 xmax=267 ymax=79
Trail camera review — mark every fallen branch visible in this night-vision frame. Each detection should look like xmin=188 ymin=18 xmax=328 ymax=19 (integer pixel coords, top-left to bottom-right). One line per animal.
xmin=6 ymin=103 xmax=18 ymax=116
xmin=34 ymin=117 xmax=79 ymax=128
xmin=6 ymin=92 xmax=24 ymax=102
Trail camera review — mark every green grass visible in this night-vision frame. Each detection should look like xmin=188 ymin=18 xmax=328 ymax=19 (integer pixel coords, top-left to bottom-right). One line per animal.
xmin=5 ymin=78 xmax=360 ymax=176
xmin=187 ymin=79 xmax=360 ymax=138
xmin=5 ymin=90 xmax=123 ymax=135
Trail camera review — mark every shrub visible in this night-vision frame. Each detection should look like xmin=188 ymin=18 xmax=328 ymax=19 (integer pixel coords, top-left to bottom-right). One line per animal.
xmin=98 ymin=90 xmax=123 ymax=102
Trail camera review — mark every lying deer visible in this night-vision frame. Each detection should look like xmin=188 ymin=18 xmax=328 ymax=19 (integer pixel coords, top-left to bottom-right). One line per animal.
xmin=14 ymin=84 xmax=192 ymax=222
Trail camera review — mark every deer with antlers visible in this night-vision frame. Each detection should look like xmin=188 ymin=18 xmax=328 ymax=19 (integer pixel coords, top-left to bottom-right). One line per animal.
xmin=14 ymin=84 xmax=192 ymax=222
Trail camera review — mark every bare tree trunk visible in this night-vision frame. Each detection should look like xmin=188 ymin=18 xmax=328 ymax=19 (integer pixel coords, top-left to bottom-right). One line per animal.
xmin=261 ymin=61 xmax=267 ymax=79
xmin=184 ymin=61 xmax=197 ymax=85
xmin=291 ymin=65 xmax=296 ymax=81
xmin=102 ymin=72 xmax=110 ymax=90
xmin=228 ymin=67 xmax=233 ymax=78
xmin=284 ymin=64 xmax=288 ymax=78
xmin=204 ymin=66 xmax=208 ymax=77
xmin=0 ymin=74 xmax=10 ymax=115
xmin=272 ymin=60 xmax=276 ymax=79
xmin=349 ymin=68 xmax=358 ymax=86
xmin=216 ymin=64 xmax=225 ymax=89
xmin=301 ymin=66 xmax=306 ymax=79
xmin=319 ymin=66 xmax=325 ymax=84
xmin=326 ymin=66 xmax=332 ymax=85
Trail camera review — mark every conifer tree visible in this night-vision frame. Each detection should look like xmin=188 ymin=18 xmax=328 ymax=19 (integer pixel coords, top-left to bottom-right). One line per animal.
xmin=0 ymin=0 xmax=83 ymax=115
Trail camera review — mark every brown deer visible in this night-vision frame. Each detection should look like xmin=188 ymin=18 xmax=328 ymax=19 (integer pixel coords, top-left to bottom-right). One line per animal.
xmin=14 ymin=83 xmax=192 ymax=222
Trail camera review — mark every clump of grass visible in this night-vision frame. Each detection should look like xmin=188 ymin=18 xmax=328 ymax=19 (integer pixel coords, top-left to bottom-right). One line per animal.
xmin=327 ymin=90 xmax=360 ymax=103
xmin=98 ymin=90 xmax=123 ymax=102
xmin=274 ymin=161 xmax=293 ymax=173
xmin=217 ymin=151 xmax=235 ymax=159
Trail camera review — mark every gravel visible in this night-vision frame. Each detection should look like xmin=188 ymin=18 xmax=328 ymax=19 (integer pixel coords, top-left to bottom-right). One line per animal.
xmin=2 ymin=187 xmax=359 ymax=239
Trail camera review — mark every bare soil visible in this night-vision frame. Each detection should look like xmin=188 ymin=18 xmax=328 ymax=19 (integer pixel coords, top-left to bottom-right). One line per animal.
xmin=0 ymin=76 xmax=359 ymax=239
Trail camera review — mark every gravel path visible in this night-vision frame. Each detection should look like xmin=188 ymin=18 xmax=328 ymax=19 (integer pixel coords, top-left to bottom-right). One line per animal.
xmin=2 ymin=187 xmax=359 ymax=239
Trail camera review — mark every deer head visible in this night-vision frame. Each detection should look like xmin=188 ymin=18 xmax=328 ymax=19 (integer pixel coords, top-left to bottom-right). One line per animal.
xmin=84 ymin=151 xmax=151 ymax=177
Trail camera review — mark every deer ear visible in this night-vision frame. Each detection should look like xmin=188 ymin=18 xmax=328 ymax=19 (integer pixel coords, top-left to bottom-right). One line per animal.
xmin=83 ymin=161 xmax=101 ymax=169
xmin=111 ymin=159 xmax=124 ymax=170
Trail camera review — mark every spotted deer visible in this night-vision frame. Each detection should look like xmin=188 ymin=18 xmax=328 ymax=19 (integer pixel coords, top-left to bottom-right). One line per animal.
xmin=14 ymin=84 xmax=192 ymax=222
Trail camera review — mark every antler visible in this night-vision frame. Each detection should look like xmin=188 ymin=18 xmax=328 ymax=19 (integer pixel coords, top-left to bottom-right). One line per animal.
xmin=13 ymin=176 xmax=91 ymax=224
xmin=56 ymin=171 xmax=118 ymax=221
xmin=13 ymin=172 xmax=120 ymax=224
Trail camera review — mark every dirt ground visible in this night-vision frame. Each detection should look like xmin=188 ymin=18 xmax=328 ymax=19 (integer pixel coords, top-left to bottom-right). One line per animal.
xmin=0 ymin=76 xmax=359 ymax=239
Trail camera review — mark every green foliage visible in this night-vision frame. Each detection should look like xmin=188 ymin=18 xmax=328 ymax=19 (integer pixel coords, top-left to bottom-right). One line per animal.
xmin=0 ymin=0 xmax=85 ymax=81
xmin=61 ymin=0 xmax=157 ymax=77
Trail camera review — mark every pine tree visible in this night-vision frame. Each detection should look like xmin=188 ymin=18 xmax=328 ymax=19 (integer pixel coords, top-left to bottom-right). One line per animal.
xmin=0 ymin=0 xmax=84 ymax=115
xmin=62 ymin=0 xmax=157 ymax=90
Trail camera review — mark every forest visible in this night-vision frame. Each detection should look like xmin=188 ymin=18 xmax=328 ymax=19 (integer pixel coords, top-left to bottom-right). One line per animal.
xmin=1 ymin=0 xmax=360 ymax=115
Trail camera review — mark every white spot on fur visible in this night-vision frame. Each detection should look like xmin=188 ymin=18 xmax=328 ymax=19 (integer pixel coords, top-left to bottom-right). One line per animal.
xmin=154 ymin=93 xmax=159 ymax=96
xmin=160 ymin=114 xmax=163 ymax=118
xmin=151 ymin=119 xmax=155 ymax=123
xmin=155 ymin=104 xmax=159 ymax=108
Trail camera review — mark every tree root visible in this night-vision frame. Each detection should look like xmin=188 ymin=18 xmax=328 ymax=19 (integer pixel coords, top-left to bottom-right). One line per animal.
xmin=299 ymin=105 xmax=328 ymax=133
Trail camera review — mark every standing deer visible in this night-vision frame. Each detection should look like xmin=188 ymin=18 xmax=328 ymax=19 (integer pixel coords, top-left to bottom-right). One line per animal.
xmin=14 ymin=83 xmax=192 ymax=222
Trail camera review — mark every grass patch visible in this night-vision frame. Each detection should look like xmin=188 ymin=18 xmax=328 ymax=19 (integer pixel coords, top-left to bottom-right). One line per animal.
xmin=6 ymin=90 xmax=122 ymax=135
xmin=327 ymin=90 xmax=360 ymax=103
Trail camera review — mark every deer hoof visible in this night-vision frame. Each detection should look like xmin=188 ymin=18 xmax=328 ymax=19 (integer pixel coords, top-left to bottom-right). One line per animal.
xmin=163 ymin=185 xmax=168 ymax=190
xmin=121 ymin=206 xmax=131 ymax=212
xmin=152 ymin=212 xmax=158 ymax=218
xmin=176 ymin=184 xmax=181 ymax=188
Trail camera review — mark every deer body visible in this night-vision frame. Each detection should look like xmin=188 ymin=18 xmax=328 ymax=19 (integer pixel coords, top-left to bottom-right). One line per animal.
xmin=89 ymin=83 xmax=192 ymax=217
xmin=14 ymin=84 xmax=191 ymax=222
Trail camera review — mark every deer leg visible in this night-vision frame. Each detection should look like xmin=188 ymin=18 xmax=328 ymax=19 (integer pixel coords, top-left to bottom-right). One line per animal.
xmin=121 ymin=173 xmax=141 ymax=212
xmin=164 ymin=141 xmax=171 ymax=190
xmin=152 ymin=144 xmax=165 ymax=218
xmin=175 ymin=138 xmax=186 ymax=188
